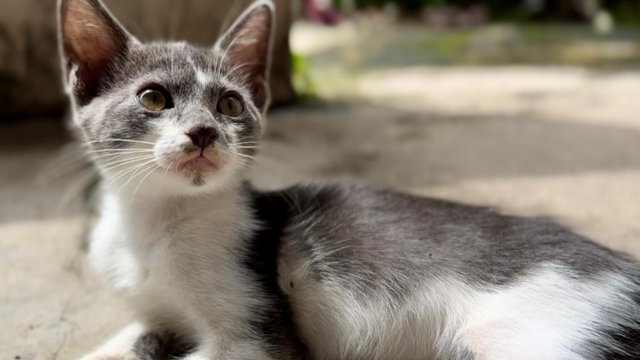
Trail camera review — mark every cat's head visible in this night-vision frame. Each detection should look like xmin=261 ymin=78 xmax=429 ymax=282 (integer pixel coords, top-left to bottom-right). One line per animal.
xmin=58 ymin=0 xmax=274 ymax=196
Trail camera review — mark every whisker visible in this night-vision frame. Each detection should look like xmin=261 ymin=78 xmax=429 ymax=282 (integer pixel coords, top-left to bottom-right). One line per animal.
xmin=234 ymin=141 xmax=261 ymax=145
xmin=108 ymin=159 xmax=157 ymax=188
xmin=215 ymin=32 xmax=245 ymax=77
xmin=225 ymin=61 xmax=262 ymax=79
xmin=86 ymin=139 xmax=156 ymax=145
xmin=100 ymin=155 xmax=155 ymax=172
xmin=218 ymin=0 xmax=245 ymax=41
xmin=38 ymin=143 xmax=88 ymax=181
xmin=171 ymin=46 xmax=175 ymax=81
xmin=133 ymin=164 xmax=160 ymax=199
xmin=234 ymin=153 xmax=255 ymax=160
xmin=38 ymin=155 xmax=89 ymax=182
xmin=164 ymin=160 xmax=177 ymax=176
xmin=233 ymin=144 xmax=261 ymax=150
xmin=168 ymin=0 xmax=184 ymax=41
xmin=117 ymin=161 xmax=158 ymax=195
xmin=89 ymin=153 xmax=154 ymax=164
xmin=100 ymin=154 xmax=153 ymax=165
xmin=253 ymin=154 xmax=301 ymax=180
xmin=90 ymin=152 xmax=154 ymax=163
xmin=45 ymin=143 xmax=84 ymax=164
xmin=85 ymin=148 xmax=155 ymax=154
xmin=57 ymin=167 xmax=99 ymax=212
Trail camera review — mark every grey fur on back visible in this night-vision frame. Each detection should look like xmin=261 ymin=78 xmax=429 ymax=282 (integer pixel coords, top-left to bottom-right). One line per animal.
xmin=278 ymin=183 xmax=639 ymax=287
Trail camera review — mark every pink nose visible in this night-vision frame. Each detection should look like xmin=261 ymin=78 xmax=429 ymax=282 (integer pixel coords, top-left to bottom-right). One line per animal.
xmin=186 ymin=126 xmax=217 ymax=149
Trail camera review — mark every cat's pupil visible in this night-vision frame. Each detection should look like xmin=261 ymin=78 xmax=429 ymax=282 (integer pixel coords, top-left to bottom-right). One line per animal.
xmin=138 ymin=89 xmax=166 ymax=111
xmin=217 ymin=95 xmax=243 ymax=117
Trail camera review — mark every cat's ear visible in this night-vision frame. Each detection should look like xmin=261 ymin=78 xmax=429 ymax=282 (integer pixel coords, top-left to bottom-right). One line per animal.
xmin=215 ymin=0 xmax=275 ymax=113
xmin=58 ymin=0 xmax=137 ymax=105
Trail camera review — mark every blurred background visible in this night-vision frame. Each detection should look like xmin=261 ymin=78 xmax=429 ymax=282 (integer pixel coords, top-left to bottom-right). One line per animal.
xmin=2 ymin=0 xmax=640 ymax=358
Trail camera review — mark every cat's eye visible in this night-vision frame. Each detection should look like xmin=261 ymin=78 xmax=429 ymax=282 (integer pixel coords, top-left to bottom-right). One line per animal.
xmin=217 ymin=94 xmax=244 ymax=117
xmin=137 ymin=89 xmax=168 ymax=111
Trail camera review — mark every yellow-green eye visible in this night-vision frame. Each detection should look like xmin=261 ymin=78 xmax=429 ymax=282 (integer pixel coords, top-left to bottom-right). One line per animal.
xmin=217 ymin=94 xmax=244 ymax=117
xmin=137 ymin=89 xmax=167 ymax=111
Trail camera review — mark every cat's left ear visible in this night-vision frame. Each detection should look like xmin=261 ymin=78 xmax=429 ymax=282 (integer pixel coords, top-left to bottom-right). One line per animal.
xmin=215 ymin=0 xmax=275 ymax=113
xmin=58 ymin=0 xmax=137 ymax=105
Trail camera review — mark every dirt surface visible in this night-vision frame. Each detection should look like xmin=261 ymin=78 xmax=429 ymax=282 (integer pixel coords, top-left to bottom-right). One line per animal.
xmin=3 ymin=23 xmax=640 ymax=359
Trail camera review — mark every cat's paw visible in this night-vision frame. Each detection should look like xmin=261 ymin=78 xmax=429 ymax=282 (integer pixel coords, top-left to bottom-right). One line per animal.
xmin=79 ymin=352 xmax=137 ymax=360
xmin=80 ymin=333 xmax=166 ymax=360
xmin=132 ymin=333 xmax=167 ymax=360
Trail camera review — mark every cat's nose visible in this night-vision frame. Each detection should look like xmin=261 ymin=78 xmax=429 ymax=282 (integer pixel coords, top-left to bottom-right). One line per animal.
xmin=186 ymin=126 xmax=217 ymax=149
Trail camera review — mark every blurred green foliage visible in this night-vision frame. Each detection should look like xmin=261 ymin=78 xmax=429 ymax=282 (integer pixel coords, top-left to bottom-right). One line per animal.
xmin=291 ymin=51 xmax=317 ymax=99
xmin=607 ymin=1 xmax=640 ymax=25
xmin=337 ymin=0 xmax=640 ymax=24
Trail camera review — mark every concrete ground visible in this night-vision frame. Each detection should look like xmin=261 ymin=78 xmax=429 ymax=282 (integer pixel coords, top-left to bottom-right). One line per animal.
xmin=3 ymin=23 xmax=640 ymax=359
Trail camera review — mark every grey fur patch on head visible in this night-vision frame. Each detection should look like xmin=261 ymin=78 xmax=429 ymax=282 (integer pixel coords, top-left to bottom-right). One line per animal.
xmin=74 ymin=41 xmax=264 ymax=152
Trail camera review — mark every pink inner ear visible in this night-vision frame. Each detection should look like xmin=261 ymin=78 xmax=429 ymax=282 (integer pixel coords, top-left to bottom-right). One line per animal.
xmin=63 ymin=1 xmax=121 ymax=65
xmin=61 ymin=0 xmax=131 ymax=103
xmin=224 ymin=8 xmax=271 ymax=73
xmin=218 ymin=4 xmax=273 ymax=111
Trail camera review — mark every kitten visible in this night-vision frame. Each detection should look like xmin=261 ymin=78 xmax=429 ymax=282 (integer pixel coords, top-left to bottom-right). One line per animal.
xmin=58 ymin=0 xmax=640 ymax=359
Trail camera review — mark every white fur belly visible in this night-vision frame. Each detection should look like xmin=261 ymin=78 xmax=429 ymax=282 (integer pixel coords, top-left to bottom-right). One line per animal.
xmin=286 ymin=263 xmax=632 ymax=360
xmin=462 ymin=265 xmax=634 ymax=360
xmin=286 ymin=275 xmax=474 ymax=360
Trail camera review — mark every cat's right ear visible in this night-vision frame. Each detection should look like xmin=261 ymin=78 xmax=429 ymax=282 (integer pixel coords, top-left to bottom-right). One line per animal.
xmin=58 ymin=0 xmax=136 ymax=105
xmin=214 ymin=0 xmax=275 ymax=113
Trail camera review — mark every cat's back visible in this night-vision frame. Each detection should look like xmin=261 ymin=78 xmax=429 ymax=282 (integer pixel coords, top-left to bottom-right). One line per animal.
xmin=252 ymin=183 xmax=640 ymax=360
xmin=264 ymin=182 xmax=637 ymax=283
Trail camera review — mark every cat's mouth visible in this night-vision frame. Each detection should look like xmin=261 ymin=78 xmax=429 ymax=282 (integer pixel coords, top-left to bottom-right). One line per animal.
xmin=176 ymin=152 xmax=220 ymax=174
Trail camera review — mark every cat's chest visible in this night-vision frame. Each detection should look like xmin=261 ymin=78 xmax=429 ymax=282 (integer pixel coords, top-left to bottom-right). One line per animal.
xmin=92 ymin=206 xmax=241 ymax=297
xmin=128 ymin=217 xmax=233 ymax=286
xmin=90 ymin=195 xmax=259 ymax=330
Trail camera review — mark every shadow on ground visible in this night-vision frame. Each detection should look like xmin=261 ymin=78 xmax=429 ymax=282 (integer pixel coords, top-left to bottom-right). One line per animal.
xmin=257 ymin=102 xmax=640 ymax=189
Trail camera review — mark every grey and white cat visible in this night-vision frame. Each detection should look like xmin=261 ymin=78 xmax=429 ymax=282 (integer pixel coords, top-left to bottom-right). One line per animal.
xmin=58 ymin=0 xmax=640 ymax=359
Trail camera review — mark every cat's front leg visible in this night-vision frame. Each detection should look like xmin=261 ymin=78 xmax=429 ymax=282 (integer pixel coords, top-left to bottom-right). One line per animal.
xmin=80 ymin=322 xmax=166 ymax=360
xmin=180 ymin=349 xmax=278 ymax=360
xmin=178 ymin=340 xmax=279 ymax=360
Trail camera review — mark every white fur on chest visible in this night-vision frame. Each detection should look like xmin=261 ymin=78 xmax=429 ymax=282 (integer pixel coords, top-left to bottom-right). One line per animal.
xmin=89 ymin=189 xmax=261 ymax=339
